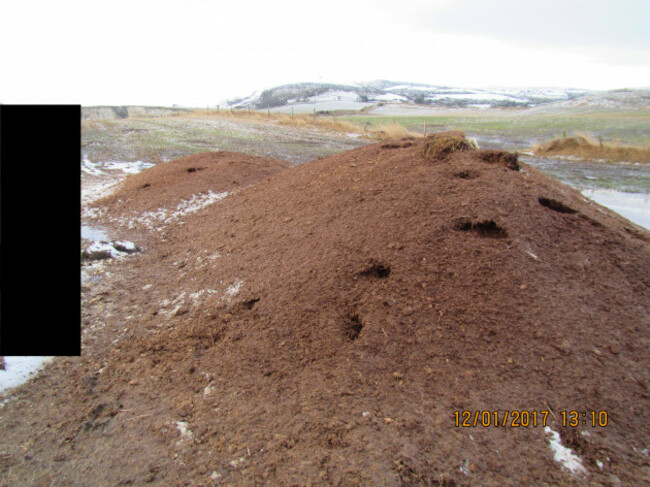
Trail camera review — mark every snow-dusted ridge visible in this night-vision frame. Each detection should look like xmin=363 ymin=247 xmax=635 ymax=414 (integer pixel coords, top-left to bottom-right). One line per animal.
xmin=220 ymin=80 xmax=594 ymax=110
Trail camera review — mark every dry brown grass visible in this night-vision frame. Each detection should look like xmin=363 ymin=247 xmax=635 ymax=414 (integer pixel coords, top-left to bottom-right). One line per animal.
xmin=533 ymin=133 xmax=650 ymax=163
xmin=366 ymin=123 xmax=417 ymax=140
xmin=423 ymin=130 xmax=475 ymax=160
xmin=164 ymin=108 xmax=418 ymax=140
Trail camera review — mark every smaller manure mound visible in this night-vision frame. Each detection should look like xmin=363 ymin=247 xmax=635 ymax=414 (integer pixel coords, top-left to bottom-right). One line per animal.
xmin=88 ymin=151 xmax=290 ymax=234
xmin=533 ymin=134 xmax=650 ymax=163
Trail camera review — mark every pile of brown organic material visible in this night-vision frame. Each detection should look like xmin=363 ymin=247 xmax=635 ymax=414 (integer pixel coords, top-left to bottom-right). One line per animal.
xmin=85 ymin=151 xmax=291 ymax=237
xmin=533 ymin=134 xmax=650 ymax=163
xmin=3 ymin=134 xmax=650 ymax=486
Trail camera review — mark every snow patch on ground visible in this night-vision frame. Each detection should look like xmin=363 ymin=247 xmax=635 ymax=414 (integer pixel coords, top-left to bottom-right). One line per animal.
xmin=174 ymin=421 xmax=193 ymax=445
xmin=103 ymin=160 xmax=155 ymax=174
xmin=84 ymin=240 xmax=135 ymax=259
xmin=189 ymin=289 xmax=217 ymax=306
xmin=82 ymin=180 xmax=121 ymax=208
xmin=82 ymin=157 xmax=107 ymax=176
xmin=82 ymin=240 xmax=139 ymax=266
xmin=375 ymin=93 xmax=408 ymax=102
xmin=224 ymin=279 xmax=243 ymax=299
xmin=429 ymin=92 xmax=524 ymax=102
xmin=123 ymin=191 xmax=229 ymax=230
xmin=309 ymin=90 xmax=359 ymax=103
xmin=544 ymin=427 xmax=588 ymax=476
xmin=83 ymin=158 xmax=154 ymax=176
xmin=0 ymin=356 xmax=54 ymax=393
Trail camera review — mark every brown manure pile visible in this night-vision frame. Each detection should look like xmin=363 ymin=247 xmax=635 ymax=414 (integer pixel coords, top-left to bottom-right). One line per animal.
xmin=4 ymin=134 xmax=650 ymax=486
xmin=533 ymin=134 xmax=650 ymax=163
xmin=86 ymin=151 xmax=291 ymax=237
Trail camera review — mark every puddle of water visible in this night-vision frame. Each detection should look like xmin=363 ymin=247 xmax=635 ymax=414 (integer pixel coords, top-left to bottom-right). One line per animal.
xmin=81 ymin=225 xmax=110 ymax=241
xmin=521 ymin=156 xmax=650 ymax=229
xmin=522 ymin=156 xmax=650 ymax=194
xmin=582 ymin=190 xmax=650 ymax=230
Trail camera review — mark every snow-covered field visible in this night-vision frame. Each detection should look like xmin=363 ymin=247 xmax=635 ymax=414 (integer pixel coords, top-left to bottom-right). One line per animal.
xmin=269 ymin=100 xmax=374 ymax=114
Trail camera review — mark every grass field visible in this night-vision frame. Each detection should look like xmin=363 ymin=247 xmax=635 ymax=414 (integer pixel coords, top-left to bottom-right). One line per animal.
xmin=82 ymin=116 xmax=369 ymax=165
xmin=342 ymin=109 xmax=650 ymax=149
xmin=82 ymin=107 xmax=650 ymax=196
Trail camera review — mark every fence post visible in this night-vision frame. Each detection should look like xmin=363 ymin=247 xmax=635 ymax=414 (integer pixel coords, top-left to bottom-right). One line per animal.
xmin=424 ymin=120 xmax=427 ymax=136
xmin=291 ymin=106 xmax=294 ymax=119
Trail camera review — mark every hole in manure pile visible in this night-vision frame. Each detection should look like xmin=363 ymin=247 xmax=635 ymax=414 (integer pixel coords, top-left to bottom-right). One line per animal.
xmin=381 ymin=142 xmax=415 ymax=149
xmin=242 ymin=298 xmax=260 ymax=310
xmin=140 ymin=183 xmax=151 ymax=189
xmin=344 ymin=314 xmax=363 ymax=341
xmin=359 ymin=262 xmax=391 ymax=278
xmin=478 ymin=150 xmax=520 ymax=171
xmin=454 ymin=170 xmax=480 ymax=180
xmin=538 ymin=197 xmax=577 ymax=214
xmin=454 ymin=219 xmax=508 ymax=238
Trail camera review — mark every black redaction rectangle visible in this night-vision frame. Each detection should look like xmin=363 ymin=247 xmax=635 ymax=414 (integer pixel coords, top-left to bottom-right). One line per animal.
xmin=0 ymin=105 xmax=81 ymax=356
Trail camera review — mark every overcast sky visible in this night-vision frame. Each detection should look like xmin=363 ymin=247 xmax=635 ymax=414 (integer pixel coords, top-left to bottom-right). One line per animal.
xmin=2 ymin=0 xmax=649 ymax=106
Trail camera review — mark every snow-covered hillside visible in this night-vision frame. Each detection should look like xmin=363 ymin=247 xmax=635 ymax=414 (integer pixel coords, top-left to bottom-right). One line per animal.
xmin=220 ymin=81 xmax=593 ymax=111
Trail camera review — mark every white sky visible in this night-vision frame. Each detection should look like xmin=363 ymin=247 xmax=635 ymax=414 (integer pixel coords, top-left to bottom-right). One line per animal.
xmin=1 ymin=0 xmax=649 ymax=106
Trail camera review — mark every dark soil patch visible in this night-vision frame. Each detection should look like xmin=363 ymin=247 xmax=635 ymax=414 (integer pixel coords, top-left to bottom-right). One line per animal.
xmin=343 ymin=313 xmax=364 ymax=341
